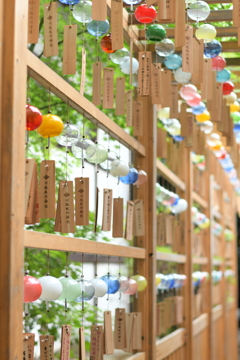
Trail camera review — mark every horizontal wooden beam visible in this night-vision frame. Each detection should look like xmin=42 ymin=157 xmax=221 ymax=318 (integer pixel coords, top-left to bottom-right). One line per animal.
xmin=24 ymin=230 xmax=146 ymax=259
xmin=192 ymin=256 xmax=209 ymax=265
xmin=148 ymin=41 xmax=240 ymax=54
xmin=27 ymin=50 xmax=146 ymax=157
xmin=156 ymin=251 xmax=187 ymax=263
xmin=192 ymin=191 xmax=208 ymax=209
xmin=129 ymin=10 xmax=232 ymax=25
xmin=156 ymin=159 xmax=186 ymax=191
xmin=212 ymin=304 xmax=223 ymax=321
xmin=125 ymin=353 xmax=146 ymax=360
xmin=192 ymin=313 xmax=209 ymax=336
xmin=156 ymin=329 xmax=186 ymax=360
xmin=139 ymin=27 xmax=238 ymax=40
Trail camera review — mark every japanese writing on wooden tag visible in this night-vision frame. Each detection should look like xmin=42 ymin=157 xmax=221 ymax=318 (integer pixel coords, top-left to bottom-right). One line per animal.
xmin=133 ymin=199 xmax=145 ymax=236
xmin=191 ymin=38 xmax=204 ymax=84
xmin=112 ymin=198 xmax=123 ymax=238
xmin=170 ymin=84 xmax=179 ymax=118
xmin=90 ymin=325 xmax=103 ymax=360
xmin=185 ymin=113 xmax=194 ymax=147
xmin=92 ymin=62 xmax=102 ymax=106
xmin=125 ymin=201 xmax=134 ymax=241
xmin=116 ymin=77 xmax=125 ymax=115
xmin=54 ymin=187 xmax=61 ymax=232
xmin=102 ymin=189 xmax=112 ymax=231
xmin=133 ymin=101 xmax=143 ymax=136
xmin=79 ymin=327 xmax=86 ymax=360
xmin=43 ymin=2 xmax=58 ymax=57
xmin=132 ymin=313 xmax=142 ymax=350
xmin=151 ymin=63 xmax=161 ymax=104
xmin=62 ymin=25 xmax=77 ymax=75
xmin=125 ymin=90 xmax=133 ymax=126
xmin=40 ymin=335 xmax=54 ymax=360
xmin=104 ymin=311 xmax=114 ymax=354
xmin=23 ymin=333 xmax=35 ymax=360
xmin=75 ymin=177 xmax=89 ymax=226
xmin=138 ymin=52 xmax=152 ymax=96
xmin=60 ymin=325 xmax=71 ymax=360
xmin=40 ymin=160 xmax=55 ymax=219
xmin=59 ymin=181 xmax=75 ymax=233
xmin=111 ymin=0 xmax=124 ymax=50
xmin=25 ymin=159 xmax=35 ymax=215
xmin=174 ymin=0 xmax=185 ymax=47
xmin=28 ymin=0 xmax=40 ymax=43
xmin=182 ymin=25 xmax=193 ymax=73
xmin=25 ymin=161 xmax=39 ymax=225
xmin=103 ymin=68 xmax=114 ymax=109
xmin=80 ymin=48 xmax=86 ymax=95
xmin=92 ymin=0 xmax=107 ymax=21
xmin=114 ymin=308 xmax=126 ymax=349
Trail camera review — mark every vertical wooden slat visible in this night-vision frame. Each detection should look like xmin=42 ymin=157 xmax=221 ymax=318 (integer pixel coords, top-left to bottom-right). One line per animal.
xmin=0 ymin=0 xmax=28 ymax=359
xmin=134 ymin=96 xmax=156 ymax=360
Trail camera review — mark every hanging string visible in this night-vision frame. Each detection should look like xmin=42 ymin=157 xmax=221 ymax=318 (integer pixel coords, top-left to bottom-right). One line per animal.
xmin=107 ymin=255 xmax=110 ymax=310
xmin=25 ymin=248 xmax=29 ymax=275
xmin=106 ymin=133 xmax=110 ymax=188
xmin=47 ymin=250 xmax=50 ymax=275
xmin=65 ymin=252 xmax=69 ymax=314
xmin=24 ymin=248 xmax=29 ymax=318
xmin=81 ymin=253 xmax=85 ymax=325
xmin=46 ymin=88 xmax=52 ymax=160
xmin=95 ymin=254 xmax=98 ymax=277
xmin=26 ymin=77 xmax=30 ymax=156
xmin=118 ymin=257 xmax=122 ymax=304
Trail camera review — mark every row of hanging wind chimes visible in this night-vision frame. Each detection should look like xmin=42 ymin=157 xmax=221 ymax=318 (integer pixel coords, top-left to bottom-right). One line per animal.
xmin=22 ymin=309 xmax=142 ymax=360
xmin=25 ymin=159 xmax=145 ymax=237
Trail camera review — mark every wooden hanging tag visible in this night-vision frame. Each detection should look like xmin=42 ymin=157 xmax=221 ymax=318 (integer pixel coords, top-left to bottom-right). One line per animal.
xmin=160 ymin=69 xmax=172 ymax=107
xmin=116 ymin=77 xmax=126 ymax=116
xmin=184 ymin=113 xmax=194 ymax=147
xmin=114 ymin=308 xmax=126 ymax=349
xmin=62 ymin=25 xmax=77 ymax=75
xmin=75 ymin=177 xmax=89 ymax=226
xmin=92 ymin=62 xmax=102 ymax=106
xmin=125 ymin=313 xmax=134 ymax=353
xmin=25 ymin=162 xmax=38 ymax=224
xmin=90 ymin=325 xmax=103 ymax=360
xmin=211 ymin=83 xmax=223 ymax=122
xmin=182 ymin=25 xmax=193 ymax=73
xmin=129 ymin=38 xmax=133 ymax=84
xmin=201 ymin=58 xmax=213 ymax=100
xmin=92 ymin=0 xmax=107 ymax=21
xmin=174 ymin=0 xmax=185 ymax=47
xmin=94 ymin=187 xmax=99 ymax=233
xmin=54 ymin=187 xmax=61 ymax=232
xmin=159 ymin=302 xmax=165 ymax=335
xmin=132 ymin=313 xmax=142 ymax=350
xmin=138 ymin=51 xmax=152 ymax=96
xmin=79 ymin=328 xmax=86 ymax=360
xmin=102 ymin=189 xmax=113 ymax=231
xmin=39 ymin=160 xmax=56 ymax=219
xmin=104 ymin=311 xmax=114 ymax=354
xmin=133 ymin=101 xmax=143 ymax=136
xmin=165 ymin=214 xmax=173 ymax=245
xmin=25 ymin=159 xmax=35 ymax=215
xmin=59 ymin=181 xmax=75 ymax=233
xmin=126 ymin=90 xmax=133 ymax=126
xmin=125 ymin=201 xmax=134 ymax=241
xmin=60 ymin=325 xmax=71 ymax=360
xmin=43 ymin=2 xmax=58 ymax=57
xmin=179 ymin=103 xmax=188 ymax=137
xmin=103 ymin=68 xmax=114 ymax=109
xmin=28 ymin=0 xmax=40 ymax=43
xmin=157 ymin=213 xmax=166 ymax=246
xmin=191 ymin=38 xmax=204 ymax=84
xmin=133 ymin=199 xmax=145 ymax=236
xmin=170 ymin=84 xmax=179 ymax=118
xmin=23 ymin=333 xmax=35 ymax=360
xmin=32 ymin=180 xmax=40 ymax=224
xmin=80 ymin=48 xmax=87 ymax=95
xmin=112 ymin=198 xmax=123 ymax=238
xmin=157 ymin=0 xmax=175 ymax=22
xmin=40 ymin=335 xmax=54 ymax=360
xmin=111 ymin=0 xmax=124 ymax=50
xmin=151 ymin=63 xmax=161 ymax=105
xmin=172 ymin=219 xmax=180 ymax=252
xmin=157 ymin=128 xmax=167 ymax=158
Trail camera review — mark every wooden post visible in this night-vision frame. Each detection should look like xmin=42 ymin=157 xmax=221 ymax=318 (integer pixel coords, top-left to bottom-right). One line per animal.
xmin=184 ymin=147 xmax=193 ymax=360
xmin=0 ymin=0 xmax=28 ymax=359
xmin=134 ymin=96 xmax=157 ymax=360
